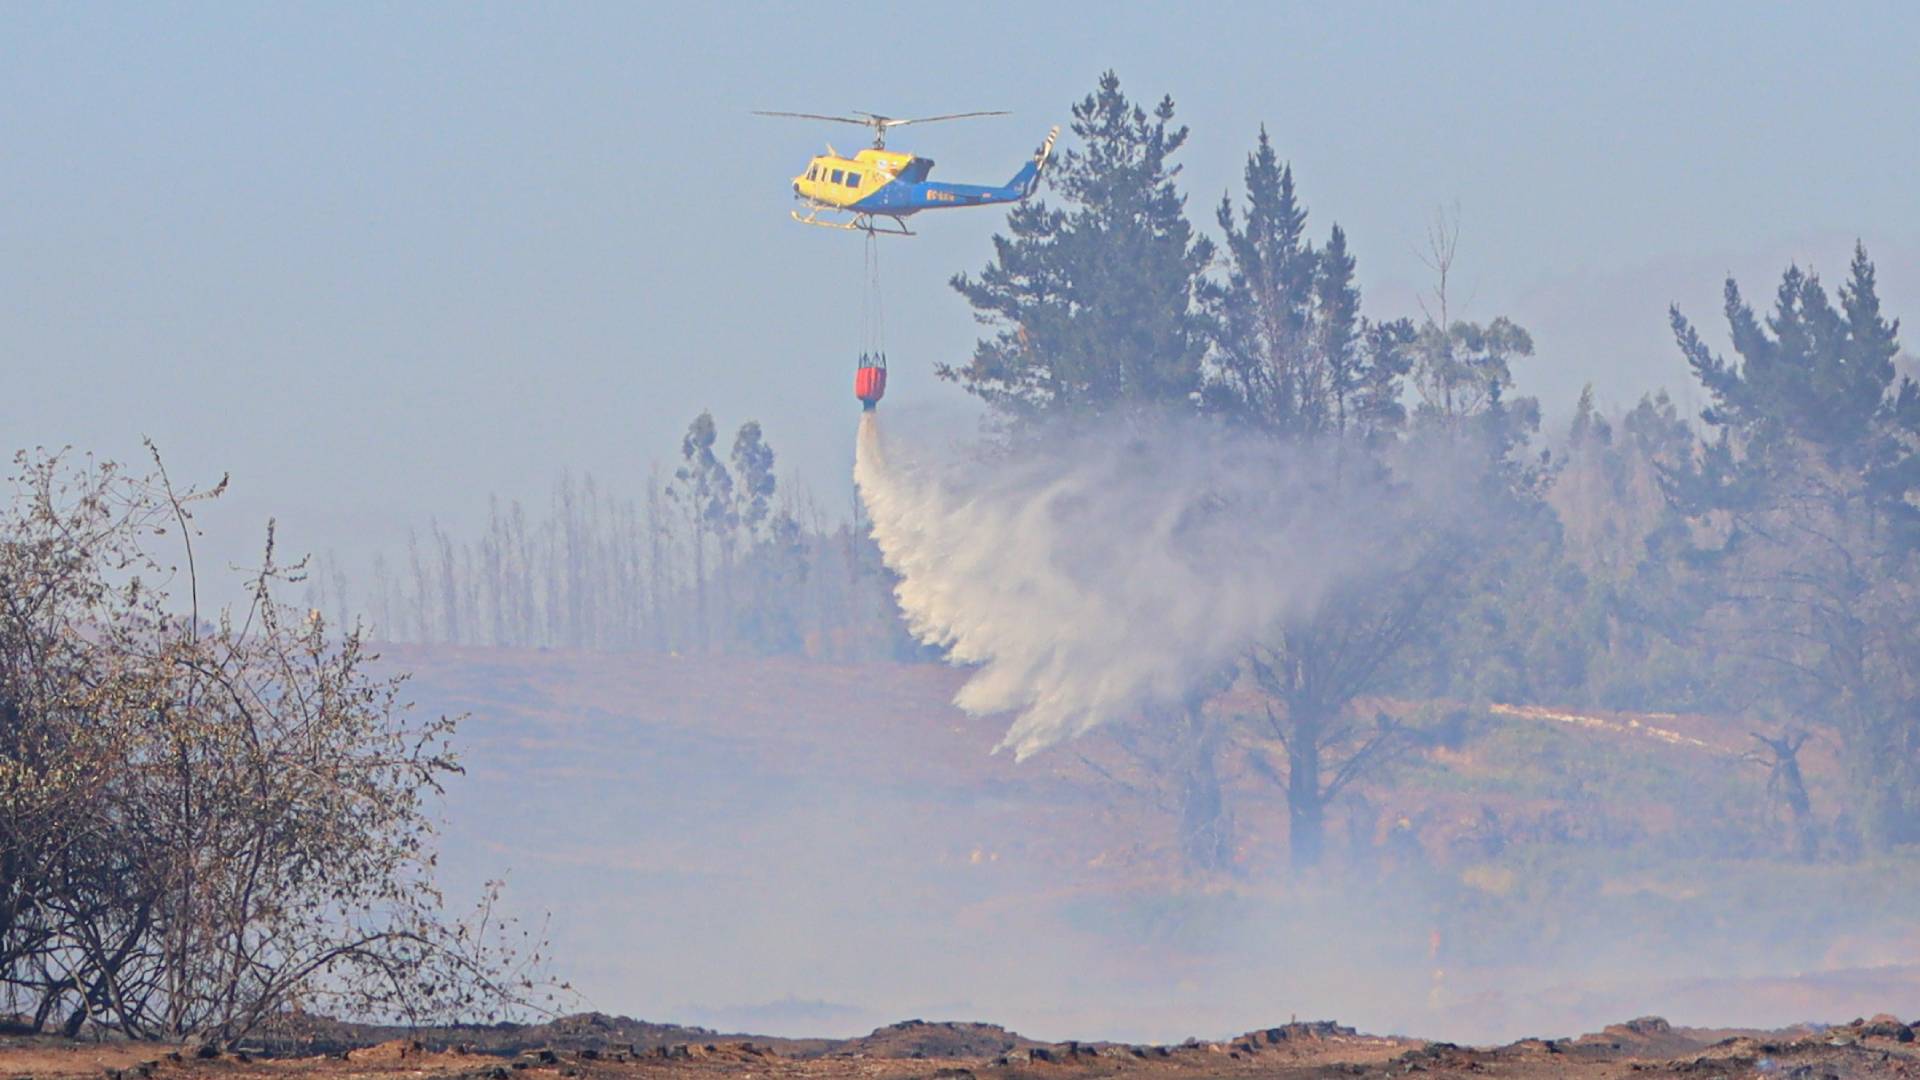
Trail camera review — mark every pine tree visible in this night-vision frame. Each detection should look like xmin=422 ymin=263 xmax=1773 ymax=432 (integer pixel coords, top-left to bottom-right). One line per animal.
xmin=1668 ymin=244 xmax=1920 ymax=845
xmin=1351 ymin=317 xmax=1416 ymax=439
xmin=1207 ymin=128 xmax=1317 ymax=432
xmin=1314 ymin=224 xmax=1362 ymax=432
xmin=943 ymin=72 xmax=1215 ymax=421
xmin=1204 ymin=131 xmax=1401 ymax=442
xmin=1568 ymin=383 xmax=1610 ymax=447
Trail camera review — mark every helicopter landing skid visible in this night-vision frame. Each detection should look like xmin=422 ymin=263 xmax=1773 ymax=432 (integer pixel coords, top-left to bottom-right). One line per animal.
xmin=790 ymin=207 xmax=915 ymax=236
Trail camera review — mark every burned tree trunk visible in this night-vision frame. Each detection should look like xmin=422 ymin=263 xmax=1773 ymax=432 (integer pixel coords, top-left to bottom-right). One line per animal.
xmin=1252 ymin=692 xmax=1406 ymax=872
xmin=1286 ymin=723 xmax=1326 ymax=869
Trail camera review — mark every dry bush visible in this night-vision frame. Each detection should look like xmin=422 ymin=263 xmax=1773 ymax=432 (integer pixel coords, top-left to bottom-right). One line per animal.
xmin=0 ymin=447 xmax=548 ymax=1043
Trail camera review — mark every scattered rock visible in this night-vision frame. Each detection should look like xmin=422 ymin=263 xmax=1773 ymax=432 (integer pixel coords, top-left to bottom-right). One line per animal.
xmin=1387 ymin=1042 xmax=1481 ymax=1075
xmin=1856 ymin=1015 xmax=1914 ymax=1041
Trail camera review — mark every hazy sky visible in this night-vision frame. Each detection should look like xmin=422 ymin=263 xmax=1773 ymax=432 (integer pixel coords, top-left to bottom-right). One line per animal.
xmin=6 ymin=2 xmax=1920 ymax=591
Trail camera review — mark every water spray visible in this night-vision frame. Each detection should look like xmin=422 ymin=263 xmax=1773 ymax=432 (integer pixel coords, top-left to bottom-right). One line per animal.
xmin=854 ymin=412 xmax=1427 ymax=758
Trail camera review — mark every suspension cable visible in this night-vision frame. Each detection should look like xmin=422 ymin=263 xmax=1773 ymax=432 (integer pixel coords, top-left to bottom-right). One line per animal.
xmin=874 ymin=232 xmax=886 ymax=358
xmin=861 ymin=231 xmax=886 ymax=359
xmin=860 ymin=232 xmax=871 ymax=358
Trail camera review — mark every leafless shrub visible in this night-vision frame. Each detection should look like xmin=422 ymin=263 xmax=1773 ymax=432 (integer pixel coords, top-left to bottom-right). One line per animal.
xmin=0 ymin=447 xmax=550 ymax=1044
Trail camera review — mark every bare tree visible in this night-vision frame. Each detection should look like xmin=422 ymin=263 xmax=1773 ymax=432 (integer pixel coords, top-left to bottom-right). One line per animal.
xmin=1 ymin=448 xmax=550 ymax=1043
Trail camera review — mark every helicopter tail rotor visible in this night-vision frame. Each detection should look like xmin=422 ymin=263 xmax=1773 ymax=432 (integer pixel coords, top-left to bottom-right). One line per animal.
xmin=1004 ymin=126 xmax=1061 ymax=198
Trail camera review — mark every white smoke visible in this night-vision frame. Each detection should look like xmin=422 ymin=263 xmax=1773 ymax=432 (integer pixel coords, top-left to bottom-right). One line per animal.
xmin=854 ymin=411 xmax=1439 ymax=759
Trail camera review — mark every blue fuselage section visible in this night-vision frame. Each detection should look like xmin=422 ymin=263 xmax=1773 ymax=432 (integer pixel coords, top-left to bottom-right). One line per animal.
xmin=850 ymin=177 xmax=1028 ymax=217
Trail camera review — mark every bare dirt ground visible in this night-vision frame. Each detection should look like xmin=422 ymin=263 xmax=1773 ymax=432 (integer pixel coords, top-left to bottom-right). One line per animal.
xmin=5 ymin=1014 xmax=1919 ymax=1080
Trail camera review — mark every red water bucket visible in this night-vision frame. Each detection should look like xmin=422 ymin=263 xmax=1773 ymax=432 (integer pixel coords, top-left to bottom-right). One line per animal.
xmin=855 ymin=362 xmax=887 ymax=409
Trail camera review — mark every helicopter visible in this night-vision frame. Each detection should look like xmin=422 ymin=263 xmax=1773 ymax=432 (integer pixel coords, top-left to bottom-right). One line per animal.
xmin=754 ymin=109 xmax=1058 ymax=236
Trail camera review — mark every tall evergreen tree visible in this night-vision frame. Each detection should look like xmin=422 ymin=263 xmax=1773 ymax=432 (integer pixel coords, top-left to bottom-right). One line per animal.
xmin=1314 ymin=224 xmax=1363 ymax=431
xmin=1668 ymin=244 xmax=1920 ymax=845
xmin=944 ymin=72 xmax=1215 ymax=420
xmin=1206 ymin=128 xmax=1318 ymax=433
xmin=1351 ymin=317 xmax=1417 ymax=440
xmin=1204 ymin=131 xmax=1406 ymax=442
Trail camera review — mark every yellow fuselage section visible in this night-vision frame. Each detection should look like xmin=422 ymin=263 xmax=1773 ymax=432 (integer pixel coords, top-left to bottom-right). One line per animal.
xmin=793 ymin=148 xmax=914 ymax=209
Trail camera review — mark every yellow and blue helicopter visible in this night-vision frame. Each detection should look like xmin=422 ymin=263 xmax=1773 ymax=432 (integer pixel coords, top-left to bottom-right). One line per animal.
xmin=754 ymin=109 xmax=1058 ymax=236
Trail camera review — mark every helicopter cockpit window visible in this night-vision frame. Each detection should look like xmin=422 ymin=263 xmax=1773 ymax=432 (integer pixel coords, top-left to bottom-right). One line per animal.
xmin=807 ymin=166 xmax=818 ymax=180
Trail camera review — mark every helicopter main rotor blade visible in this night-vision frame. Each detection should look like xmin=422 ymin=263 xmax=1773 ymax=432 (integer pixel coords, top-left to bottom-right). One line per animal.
xmin=752 ymin=110 xmax=875 ymax=127
xmin=860 ymin=110 xmax=1012 ymax=128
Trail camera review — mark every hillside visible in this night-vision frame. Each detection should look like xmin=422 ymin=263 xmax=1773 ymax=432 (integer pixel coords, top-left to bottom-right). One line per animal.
xmin=379 ymin=645 xmax=1920 ymax=1045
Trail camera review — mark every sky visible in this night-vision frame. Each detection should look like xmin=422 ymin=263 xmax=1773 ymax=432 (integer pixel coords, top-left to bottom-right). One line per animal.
xmin=5 ymin=1 xmax=1920 ymax=591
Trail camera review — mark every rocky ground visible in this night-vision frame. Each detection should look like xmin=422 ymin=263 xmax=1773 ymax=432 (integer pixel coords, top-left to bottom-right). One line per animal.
xmin=4 ymin=1014 xmax=1919 ymax=1080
